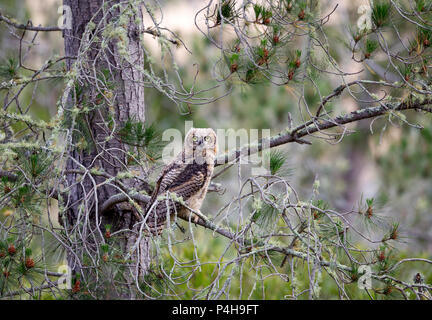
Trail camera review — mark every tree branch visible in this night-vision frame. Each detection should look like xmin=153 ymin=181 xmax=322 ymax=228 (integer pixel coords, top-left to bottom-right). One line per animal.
xmin=0 ymin=10 xmax=183 ymax=49
xmin=99 ymin=98 xmax=432 ymax=215
xmin=215 ymin=98 xmax=432 ymax=166
xmin=99 ymin=193 xmax=150 ymax=213
xmin=0 ymin=282 xmax=60 ymax=298
xmin=0 ymin=11 xmax=63 ymax=32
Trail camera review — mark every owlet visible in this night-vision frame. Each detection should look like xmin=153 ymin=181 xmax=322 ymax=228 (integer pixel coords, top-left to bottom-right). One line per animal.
xmin=145 ymin=128 xmax=217 ymax=234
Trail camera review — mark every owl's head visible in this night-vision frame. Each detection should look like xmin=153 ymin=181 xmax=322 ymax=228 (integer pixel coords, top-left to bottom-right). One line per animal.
xmin=184 ymin=128 xmax=218 ymax=160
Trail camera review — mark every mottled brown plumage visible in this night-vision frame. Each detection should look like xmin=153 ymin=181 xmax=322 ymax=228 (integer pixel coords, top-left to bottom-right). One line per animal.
xmin=145 ymin=128 xmax=217 ymax=234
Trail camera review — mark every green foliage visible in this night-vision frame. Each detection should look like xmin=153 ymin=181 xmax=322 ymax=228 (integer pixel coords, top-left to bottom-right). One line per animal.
xmin=100 ymin=244 xmax=109 ymax=253
xmin=139 ymin=267 xmax=167 ymax=296
xmin=261 ymin=8 xmax=273 ymax=24
xmin=213 ymin=0 xmax=236 ymax=25
xmin=365 ymin=38 xmax=379 ymax=54
xmin=371 ymin=1 xmax=391 ymax=28
xmin=269 ymin=149 xmax=290 ymax=176
xmin=251 ymin=200 xmax=280 ymax=233
xmin=0 ymin=56 xmax=18 ymax=80
xmin=349 ymin=264 xmax=360 ymax=282
xmin=11 ymin=184 xmax=33 ymax=208
xmin=377 ymin=123 xmax=432 ymax=188
xmin=311 ymin=199 xmax=329 ymax=220
xmin=414 ymin=0 xmax=431 ymax=12
xmin=253 ymin=4 xmax=263 ymax=21
xmin=19 ymin=149 xmax=53 ymax=179
xmin=382 ymin=222 xmax=400 ymax=242
xmin=117 ymin=119 xmax=165 ymax=160
xmin=229 ymin=53 xmax=239 ymax=65
xmin=283 ymin=0 xmax=294 ymax=13
xmin=416 ymin=26 xmax=432 ymax=48
xmin=0 ymin=238 xmax=42 ymax=296
xmin=366 ymin=197 xmax=374 ymax=208
xmin=375 ymin=245 xmax=392 ymax=272
xmin=118 ymin=119 xmax=156 ymax=147
xmin=298 ymin=0 xmax=307 ymax=10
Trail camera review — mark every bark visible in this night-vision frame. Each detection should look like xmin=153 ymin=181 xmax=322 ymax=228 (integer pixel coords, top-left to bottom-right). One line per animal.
xmin=62 ymin=0 xmax=149 ymax=298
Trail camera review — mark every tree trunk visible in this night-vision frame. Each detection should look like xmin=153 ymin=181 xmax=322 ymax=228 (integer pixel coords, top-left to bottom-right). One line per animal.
xmin=62 ymin=0 xmax=149 ymax=298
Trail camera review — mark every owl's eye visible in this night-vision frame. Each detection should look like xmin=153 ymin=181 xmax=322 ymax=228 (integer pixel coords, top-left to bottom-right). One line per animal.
xmin=204 ymin=136 xmax=211 ymax=142
xmin=192 ymin=136 xmax=198 ymax=142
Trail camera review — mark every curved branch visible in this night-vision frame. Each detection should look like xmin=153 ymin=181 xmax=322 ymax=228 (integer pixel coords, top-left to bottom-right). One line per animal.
xmin=98 ymin=179 xmax=432 ymax=284
xmin=99 ymin=193 xmax=150 ymax=213
xmin=100 ymin=191 xmax=352 ymax=272
xmin=215 ymin=98 xmax=432 ymax=166
xmin=100 ymin=98 xmax=432 ymax=213
xmin=0 ymin=11 xmax=186 ymax=49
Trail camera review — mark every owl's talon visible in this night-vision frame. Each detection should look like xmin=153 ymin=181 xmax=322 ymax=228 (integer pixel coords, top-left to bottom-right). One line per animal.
xmin=193 ymin=214 xmax=200 ymax=224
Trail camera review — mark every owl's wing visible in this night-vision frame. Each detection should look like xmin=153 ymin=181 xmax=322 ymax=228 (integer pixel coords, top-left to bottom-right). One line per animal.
xmin=168 ymin=163 xmax=207 ymax=200
xmin=146 ymin=161 xmax=182 ymax=210
xmin=146 ymin=161 xmax=208 ymax=212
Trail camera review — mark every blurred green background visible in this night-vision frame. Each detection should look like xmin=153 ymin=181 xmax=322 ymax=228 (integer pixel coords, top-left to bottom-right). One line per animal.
xmin=0 ymin=0 xmax=431 ymax=299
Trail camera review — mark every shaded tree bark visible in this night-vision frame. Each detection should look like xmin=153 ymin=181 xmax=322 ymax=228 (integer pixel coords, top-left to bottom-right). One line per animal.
xmin=62 ymin=0 xmax=149 ymax=297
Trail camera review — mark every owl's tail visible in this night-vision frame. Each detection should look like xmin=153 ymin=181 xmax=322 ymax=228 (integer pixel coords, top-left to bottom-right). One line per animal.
xmin=143 ymin=198 xmax=181 ymax=236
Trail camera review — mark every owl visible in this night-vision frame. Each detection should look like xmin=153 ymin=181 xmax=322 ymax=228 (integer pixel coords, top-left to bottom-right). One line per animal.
xmin=144 ymin=128 xmax=218 ymax=234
